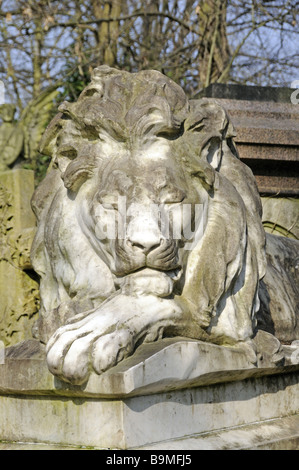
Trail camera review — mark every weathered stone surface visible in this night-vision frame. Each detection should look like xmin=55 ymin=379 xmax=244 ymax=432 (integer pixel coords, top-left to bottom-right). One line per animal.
xmin=0 ymin=105 xmax=23 ymax=171
xmin=0 ymin=345 xmax=298 ymax=449
xmin=0 ymin=90 xmax=58 ymax=171
xmin=28 ymin=66 xmax=299 ymax=386
xmin=0 ymin=442 xmax=86 ymax=450
xmin=197 ymin=82 xmax=297 ymax=103
xmin=0 ymin=169 xmax=39 ymax=346
xmin=262 ymin=196 xmax=299 ymax=239
xmin=1 ymin=338 xmax=299 ymax=398
xmin=136 ymin=415 xmax=299 ymax=450
xmin=257 ymin=234 xmax=299 ymax=343
xmin=1 ymin=414 xmax=299 ymax=450
xmin=0 ymin=338 xmax=299 ymax=449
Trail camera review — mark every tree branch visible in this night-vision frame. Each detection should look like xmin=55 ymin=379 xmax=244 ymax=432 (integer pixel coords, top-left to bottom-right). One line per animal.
xmin=217 ymin=18 xmax=271 ymax=83
xmin=204 ymin=0 xmax=221 ymax=87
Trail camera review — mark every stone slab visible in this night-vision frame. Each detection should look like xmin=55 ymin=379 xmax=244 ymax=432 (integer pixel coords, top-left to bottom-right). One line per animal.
xmin=0 ymin=442 xmax=89 ymax=450
xmin=197 ymin=83 xmax=297 ymax=103
xmin=252 ymin=166 xmax=299 ymax=196
xmin=0 ymin=339 xmax=299 ymax=449
xmin=237 ymin=144 xmax=299 ymax=162
xmin=1 ymin=414 xmax=298 ymax=450
xmin=136 ymin=414 xmax=299 ymax=450
xmin=215 ymin=99 xmax=299 ymax=147
xmin=2 ymin=338 xmax=299 ymax=398
xmin=0 ymin=371 xmax=298 ymax=449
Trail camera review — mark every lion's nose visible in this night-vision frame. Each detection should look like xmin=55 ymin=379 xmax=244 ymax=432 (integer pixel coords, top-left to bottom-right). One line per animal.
xmin=127 ymin=233 xmax=161 ymax=254
xmin=126 ymin=216 xmax=162 ymax=254
xmin=126 ymin=208 xmax=163 ymax=254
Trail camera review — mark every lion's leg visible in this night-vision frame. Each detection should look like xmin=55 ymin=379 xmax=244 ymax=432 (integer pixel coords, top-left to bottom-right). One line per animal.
xmin=91 ymin=306 xmax=183 ymax=375
xmin=46 ymin=294 xmax=183 ymax=385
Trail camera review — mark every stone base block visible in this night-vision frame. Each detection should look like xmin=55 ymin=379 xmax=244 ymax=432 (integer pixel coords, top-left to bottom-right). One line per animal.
xmin=0 ymin=415 xmax=298 ymax=450
xmin=0 ymin=339 xmax=299 ymax=449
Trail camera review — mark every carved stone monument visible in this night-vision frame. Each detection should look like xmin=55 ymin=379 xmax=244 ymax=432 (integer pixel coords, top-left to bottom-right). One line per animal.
xmin=0 ymin=88 xmax=58 ymax=345
xmin=0 ymin=67 xmax=298 ymax=449
xmin=0 ymin=105 xmax=23 ymax=171
xmin=0 ymin=169 xmax=39 ymax=345
xmin=0 ymin=88 xmax=58 ymax=171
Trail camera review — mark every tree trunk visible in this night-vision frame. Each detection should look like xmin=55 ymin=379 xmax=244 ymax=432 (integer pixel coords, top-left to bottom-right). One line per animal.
xmin=32 ymin=20 xmax=43 ymax=98
xmin=197 ymin=0 xmax=230 ymax=87
xmin=92 ymin=0 xmax=122 ymax=66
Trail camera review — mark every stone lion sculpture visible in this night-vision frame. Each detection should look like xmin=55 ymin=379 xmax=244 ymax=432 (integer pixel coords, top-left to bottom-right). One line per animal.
xmin=31 ymin=66 xmax=299 ymax=385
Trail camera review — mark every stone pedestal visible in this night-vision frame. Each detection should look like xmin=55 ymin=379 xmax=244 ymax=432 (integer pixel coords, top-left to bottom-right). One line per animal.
xmin=0 ymin=338 xmax=298 ymax=450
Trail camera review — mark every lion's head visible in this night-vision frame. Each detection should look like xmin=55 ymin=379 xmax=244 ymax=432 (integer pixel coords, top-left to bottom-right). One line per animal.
xmin=31 ymin=66 xmax=266 ymax=351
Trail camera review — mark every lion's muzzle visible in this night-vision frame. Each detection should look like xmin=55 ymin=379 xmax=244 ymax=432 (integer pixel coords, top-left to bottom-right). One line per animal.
xmin=113 ymin=207 xmax=180 ymax=276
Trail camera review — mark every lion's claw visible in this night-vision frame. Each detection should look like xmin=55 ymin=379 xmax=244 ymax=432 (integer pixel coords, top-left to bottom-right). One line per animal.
xmin=92 ymin=328 xmax=134 ymax=375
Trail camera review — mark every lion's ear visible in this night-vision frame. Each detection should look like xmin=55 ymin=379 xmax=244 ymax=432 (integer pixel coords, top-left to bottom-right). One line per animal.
xmin=39 ymin=112 xmax=64 ymax=157
xmin=201 ymin=137 xmax=222 ymax=171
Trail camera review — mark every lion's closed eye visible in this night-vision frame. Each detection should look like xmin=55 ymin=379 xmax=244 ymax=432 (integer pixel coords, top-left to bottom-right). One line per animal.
xmin=159 ymin=188 xmax=186 ymax=205
xmin=57 ymin=145 xmax=78 ymax=160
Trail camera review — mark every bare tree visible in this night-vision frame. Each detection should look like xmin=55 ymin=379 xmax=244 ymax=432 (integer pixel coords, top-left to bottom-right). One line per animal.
xmin=197 ymin=0 xmax=231 ymax=87
xmin=0 ymin=1 xmax=298 ymax=111
xmin=226 ymin=1 xmax=299 ymax=86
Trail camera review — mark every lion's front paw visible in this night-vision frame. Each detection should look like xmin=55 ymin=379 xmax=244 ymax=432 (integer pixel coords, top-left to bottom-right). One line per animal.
xmin=45 ymin=306 xmax=134 ymax=385
xmin=46 ymin=294 xmax=183 ymax=385
xmin=46 ymin=325 xmax=134 ymax=385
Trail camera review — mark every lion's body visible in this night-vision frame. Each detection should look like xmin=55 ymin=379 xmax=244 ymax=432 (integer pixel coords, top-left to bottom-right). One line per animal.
xmin=31 ymin=66 xmax=299 ymax=385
